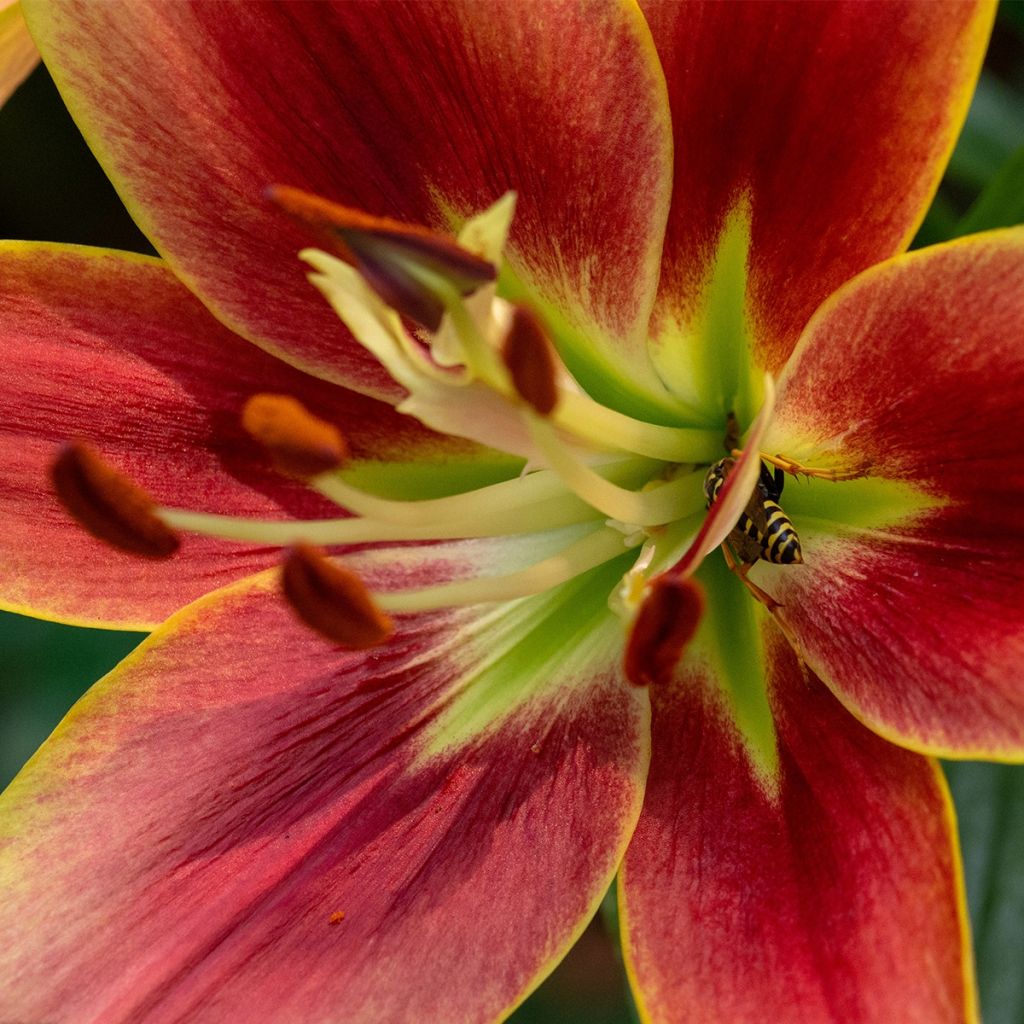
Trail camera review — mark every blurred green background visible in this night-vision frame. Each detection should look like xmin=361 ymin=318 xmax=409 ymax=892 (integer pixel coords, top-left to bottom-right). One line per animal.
xmin=2 ymin=7 xmax=1024 ymax=1022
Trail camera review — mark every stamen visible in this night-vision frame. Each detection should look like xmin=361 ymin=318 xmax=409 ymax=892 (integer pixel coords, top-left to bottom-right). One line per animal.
xmin=305 ymin=240 xmax=717 ymax=469
xmin=502 ymin=305 xmax=559 ymax=416
xmin=159 ymin=466 xmax=655 ymax=548
xmin=281 ymin=543 xmax=393 ymax=648
xmin=50 ymin=442 xmax=180 ymax=559
xmin=624 ymin=576 xmax=704 ymax=687
xmin=242 ymin=394 xmax=347 ymax=477
xmin=497 ymin=302 xmax=717 ymax=461
xmin=313 ymin=467 xmax=592 ymax=525
xmin=269 ymin=185 xmax=495 ymax=330
xmin=527 ymin=416 xmax=703 ymax=526
xmin=160 ymin=483 xmax=600 ymax=546
xmin=375 ymin=527 xmax=634 ymax=613
xmin=424 ymin=272 xmax=507 ymax=385
xmin=302 ymin=249 xmax=456 ymax=391
xmin=552 ymin=391 xmax=720 ymax=462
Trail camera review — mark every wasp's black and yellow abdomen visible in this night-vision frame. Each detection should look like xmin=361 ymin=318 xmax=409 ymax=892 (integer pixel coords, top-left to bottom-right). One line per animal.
xmin=760 ymin=499 xmax=802 ymax=564
xmin=703 ymin=457 xmax=803 ymax=567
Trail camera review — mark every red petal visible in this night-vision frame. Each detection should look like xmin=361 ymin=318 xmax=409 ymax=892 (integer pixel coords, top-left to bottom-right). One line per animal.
xmin=28 ymin=1 xmax=675 ymax=406
xmin=643 ymin=0 xmax=993 ymax=377
xmin=766 ymin=228 xmax=1024 ymax=756
xmin=0 ymin=540 xmax=649 ymax=1023
xmin=0 ymin=243 xmax=481 ymax=628
xmin=622 ymin=627 xmax=975 ymax=1024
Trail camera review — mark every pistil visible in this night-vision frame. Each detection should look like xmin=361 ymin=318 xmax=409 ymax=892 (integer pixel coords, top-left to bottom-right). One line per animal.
xmin=159 ymin=467 xmax=614 ymax=545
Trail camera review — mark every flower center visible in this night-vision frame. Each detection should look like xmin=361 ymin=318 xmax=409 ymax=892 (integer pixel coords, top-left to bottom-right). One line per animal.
xmin=52 ymin=192 xmax=814 ymax=682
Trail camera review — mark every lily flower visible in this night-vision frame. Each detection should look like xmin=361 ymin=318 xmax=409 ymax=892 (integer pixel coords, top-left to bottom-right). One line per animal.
xmin=1 ymin=3 xmax=1019 ymax=1022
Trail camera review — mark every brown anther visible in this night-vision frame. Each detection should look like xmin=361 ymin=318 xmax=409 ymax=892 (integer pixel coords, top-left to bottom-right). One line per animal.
xmin=282 ymin=544 xmax=394 ymax=649
xmin=50 ymin=442 xmax=180 ymax=559
xmin=242 ymin=394 xmax=347 ymax=478
xmin=624 ymin=576 xmax=704 ymax=687
xmin=268 ymin=185 xmax=496 ymax=331
xmin=501 ymin=305 xmax=559 ymax=416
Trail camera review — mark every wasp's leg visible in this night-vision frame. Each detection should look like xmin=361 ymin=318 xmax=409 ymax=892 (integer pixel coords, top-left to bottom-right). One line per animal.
xmin=722 ymin=545 xmax=781 ymax=612
xmin=731 ymin=449 xmax=868 ymax=482
xmin=721 ymin=545 xmax=805 ymax=661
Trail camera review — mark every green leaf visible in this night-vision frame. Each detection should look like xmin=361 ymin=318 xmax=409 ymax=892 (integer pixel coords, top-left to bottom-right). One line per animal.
xmin=997 ymin=1 xmax=1024 ymax=43
xmin=954 ymin=143 xmax=1024 ymax=236
xmin=944 ymin=72 xmax=1024 ymax=193
xmin=0 ymin=612 xmax=142 ymax=787
xmin=944 ymin=761 xmax=1024 ymax=1024
xmin=510 ymin=883 xmax=638 ymax=1024
xmin=913 ymin=191 xmax=961 ymax=249
xmin=913 ymin=61 xmax=1024 ymax=251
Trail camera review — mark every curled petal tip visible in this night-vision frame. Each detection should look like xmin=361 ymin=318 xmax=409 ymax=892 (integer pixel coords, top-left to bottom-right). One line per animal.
xmin=50 ymin=442 xmax=180 ymax=559
xmin=270 ymin=184 xmax=495 ymax=330
xmin=242 ymin=394 xmax=347 ymax=477
xmin=624 ymin=576 xmax=704 ymax=687
xmin=282 ymin=544 xmax=393 ymax=649
xmin=502 ymin=305 xmax=559 ymax=416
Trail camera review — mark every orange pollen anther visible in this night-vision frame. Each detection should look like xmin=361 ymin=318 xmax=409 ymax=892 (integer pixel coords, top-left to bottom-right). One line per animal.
xmin=242 ymin=394 xmax=348 ymax=478
xmin=501 ymin=305 xmax=560 ymax=416
xmin=50 ymin=442 xmax=180 ymax=559
xmin=268 ymin=185 xmax=496 ymax=331
xmin=624 ymin=576 xmax=705 ymax=687
xmin=281 ymin=544 xmax=394 ymax=649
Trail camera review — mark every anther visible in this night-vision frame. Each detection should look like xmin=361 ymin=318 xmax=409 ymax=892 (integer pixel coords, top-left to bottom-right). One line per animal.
xmin=501 ymin=305 xmax=559 ymax=416
xmin=268 ymin=185 xmax=496 ymax=330
xmin=281 ymin=544 xmax=393 ymax=649
xmin=624 ymin=576 xmax=704 ymax=687
xmin=242 ymin=394 xmax=347 ymax=478
xmin=50 ymin=442 xmax=180 ymax=559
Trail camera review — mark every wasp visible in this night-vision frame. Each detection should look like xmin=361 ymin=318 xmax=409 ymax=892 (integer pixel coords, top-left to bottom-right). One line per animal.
xmin=704 ymin=457 xmax=803 ymax=569
xmin=701 ymin=453 xmax=803 ymax=642
xmin=702 ymin=405 xmax=808 ymax=620
xmin=703 ymin=414 xmax=868 ymax=650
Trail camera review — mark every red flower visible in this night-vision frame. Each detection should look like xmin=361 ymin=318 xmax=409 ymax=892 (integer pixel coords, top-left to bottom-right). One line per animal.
xmin=1 ymin=3 xmax=1014 ymax=1022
